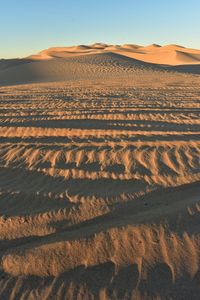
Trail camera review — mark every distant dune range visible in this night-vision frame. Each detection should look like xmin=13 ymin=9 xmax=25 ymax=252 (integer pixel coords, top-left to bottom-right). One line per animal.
xmin=1 ymin=44 xmax=200 ymax=299
xmin=1 ymin=43 xmax=200 ymax=85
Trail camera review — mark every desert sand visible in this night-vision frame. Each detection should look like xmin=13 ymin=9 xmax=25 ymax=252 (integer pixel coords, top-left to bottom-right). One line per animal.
xmin=0 ymin=43 xmax=200 ymax=299
xmin=1 ymin=43 xmax=200 ymax=86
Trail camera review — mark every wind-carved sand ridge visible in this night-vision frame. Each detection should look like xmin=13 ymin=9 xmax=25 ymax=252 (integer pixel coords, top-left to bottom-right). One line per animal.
xmin=1 ymin=44 xmax=200 ymax=299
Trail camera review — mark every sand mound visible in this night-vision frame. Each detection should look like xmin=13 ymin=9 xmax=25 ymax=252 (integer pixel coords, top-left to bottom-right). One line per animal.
xmin=90 ymin=43 xmax=109 ymax=49
xmin=161 ymin=44 xmax=186 ymax=50
xmin=142 ymin=43 xmax=162 ymax=49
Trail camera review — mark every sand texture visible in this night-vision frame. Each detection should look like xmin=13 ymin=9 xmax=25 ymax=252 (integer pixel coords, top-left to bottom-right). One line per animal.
xmin=1 ymin=44 xmax=200 ymax=299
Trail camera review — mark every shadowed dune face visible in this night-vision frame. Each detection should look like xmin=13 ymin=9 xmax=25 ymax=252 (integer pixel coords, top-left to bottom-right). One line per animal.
xmin=1 ymin=59 xmax=200 ymax=299
xmin=0 ymin=53 xmax=166 ymax=86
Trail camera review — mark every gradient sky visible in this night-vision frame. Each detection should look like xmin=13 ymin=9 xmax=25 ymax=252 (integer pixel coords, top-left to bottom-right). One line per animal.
xmin=1 ymin=0 xmax=200 ymax=58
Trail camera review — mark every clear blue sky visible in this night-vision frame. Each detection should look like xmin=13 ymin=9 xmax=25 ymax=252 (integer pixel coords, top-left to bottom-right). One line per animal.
xmin=1 ymin=0 xmax=200 ymax=58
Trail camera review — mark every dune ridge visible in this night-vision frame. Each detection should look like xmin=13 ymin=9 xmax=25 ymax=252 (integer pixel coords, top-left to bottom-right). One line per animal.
xmin=27 ymin=43 xmax=200 ymax=66
xmin=1 ymin=43 xmax=200 ymax=86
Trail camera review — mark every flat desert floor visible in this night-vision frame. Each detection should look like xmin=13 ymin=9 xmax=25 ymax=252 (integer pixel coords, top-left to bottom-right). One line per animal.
xmin=1 ymin=48 xmax=200 ymax=299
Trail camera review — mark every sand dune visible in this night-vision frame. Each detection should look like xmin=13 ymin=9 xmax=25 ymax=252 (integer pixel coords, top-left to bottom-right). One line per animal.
xmin=1 ymin=43 xmax=200 ymax=299
xmin=1 ymin=43 xmax=200 ymax=86
xmin=25 ymin=43 xmax=200 ymax=65
xmin=0 ymin=52 xmax=172 ymax=86
xmin=27 ymin=42 xmax=200 ymax=66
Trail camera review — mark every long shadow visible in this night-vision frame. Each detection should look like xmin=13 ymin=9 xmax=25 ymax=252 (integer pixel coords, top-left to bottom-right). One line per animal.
xmin=108 ymin=264 xmax=139 ymax=299
xmin=2 ymin=133 xmax=200 ymax=144
xmin=139 ymin=262 xmax=200 ymax=299
xmin=1 ymin=261 xmax=200 ymax=299
xmin=139 ymin=263 xmax=173 ymax=298
xmin=172 ymin=64 xmax=200 ymax=74
xmin=1 ymin=179 xmax=200 ymax=255
xmin=0 ymin=59 xmax=33 ymax=71
xmin=0 ymin=166 xmax=68 ymax=193
xmin=17 ymin=108 xmax=200 ymax=120
xmin=0 ymin=189 xmax=72 ymax=217
xmin=47 ymin=179 xmax=200 ymax=238
xmin=64 ymin=178 xmax=146 ymax=198
xmin=2 ymin=119 xmax=200 ymax=132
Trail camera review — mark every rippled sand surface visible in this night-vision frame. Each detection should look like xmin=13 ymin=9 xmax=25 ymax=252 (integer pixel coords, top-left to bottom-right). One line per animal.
xmin=1 ymin=58 xmax=200 ymax=299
